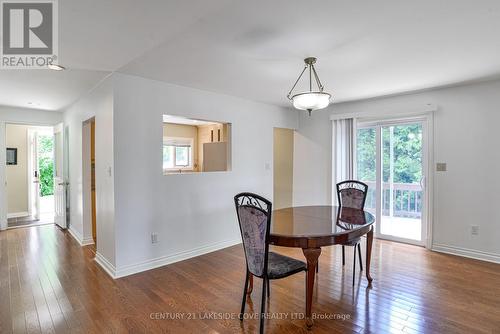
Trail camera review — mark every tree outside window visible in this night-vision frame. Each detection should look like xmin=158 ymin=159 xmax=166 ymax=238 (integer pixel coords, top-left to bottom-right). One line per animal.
xmin=38 ymin=135 xmax=54 ymax=197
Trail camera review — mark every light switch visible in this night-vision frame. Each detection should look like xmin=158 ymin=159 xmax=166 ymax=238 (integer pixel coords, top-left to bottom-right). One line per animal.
xmin=436 ymin=163 xmax=447 ymax=172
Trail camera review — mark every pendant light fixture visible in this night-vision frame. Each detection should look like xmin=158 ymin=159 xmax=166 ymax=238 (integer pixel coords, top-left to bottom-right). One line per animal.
xmin=287 ymin=57 xmax=331 ymax=116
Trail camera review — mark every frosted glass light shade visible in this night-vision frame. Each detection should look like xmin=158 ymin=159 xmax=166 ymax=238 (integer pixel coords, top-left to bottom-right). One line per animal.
xmin=291 ymin=92 xmax=331 ymax=111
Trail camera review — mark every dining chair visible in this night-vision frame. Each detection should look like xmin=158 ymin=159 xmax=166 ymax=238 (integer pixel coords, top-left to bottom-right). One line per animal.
xmin=336 ymin=180 xmax=368 ymax=285
xmin=234 ymin=192 xmax=307 ymax=334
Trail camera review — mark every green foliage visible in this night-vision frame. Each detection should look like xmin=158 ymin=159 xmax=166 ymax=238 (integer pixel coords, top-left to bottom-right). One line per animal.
xmin=356 ymin=128 xmax=376 ymax=181
xmin=382 ymin=124 xmax=422 ymax=184
xmin=357 ymin=124 xmax=423 ymax=215
xmin=357 ymin=124 xmax=422 ymax=184
xmin=38 ymin=135 xmax=54 ymax=197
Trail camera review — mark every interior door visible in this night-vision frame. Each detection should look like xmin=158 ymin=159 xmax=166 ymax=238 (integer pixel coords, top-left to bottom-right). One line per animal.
xmin=53 ymin=123 xmax=67 ymax=229
xmin=356 ymin=118 xmax=428 ymax=246
xmin=29 ymin=130 xmax=40 ymax=219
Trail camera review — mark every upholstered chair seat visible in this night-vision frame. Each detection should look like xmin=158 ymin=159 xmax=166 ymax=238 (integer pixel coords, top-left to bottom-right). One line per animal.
xmin=267 ymin=252 xmax=307 ymax=279
xmin=342 ymin=237 xmax=361 ymax=247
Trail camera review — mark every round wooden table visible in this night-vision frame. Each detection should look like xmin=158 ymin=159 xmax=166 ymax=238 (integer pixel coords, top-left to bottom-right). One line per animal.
xmin=254 ymin=205 xmax=375 ymax=328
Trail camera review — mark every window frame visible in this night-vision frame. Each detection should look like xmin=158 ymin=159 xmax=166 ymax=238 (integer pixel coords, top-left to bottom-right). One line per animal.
xmin=163 ymin=137 xmax=194 ymax=172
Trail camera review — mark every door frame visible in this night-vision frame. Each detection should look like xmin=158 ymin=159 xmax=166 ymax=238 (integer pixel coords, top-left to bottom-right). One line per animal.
xmin=355 ymin=113 xmax=434 ymax=249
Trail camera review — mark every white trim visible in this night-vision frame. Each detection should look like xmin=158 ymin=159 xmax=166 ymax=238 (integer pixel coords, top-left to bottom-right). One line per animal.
xmin=432 ymin=244 xmax=500 ymax=264
xmin=330 ymin=122 xmax=336 ymax=205
xmin=95 ymin=252 xmax=117 ymax=279
xmin=27 ymin=128 xmax=33 ymax=217
xmin=97 ymin=238 xmax=242 ymax=279
xmin=68 ymin=226 xmax=95 ymax=246
xmin=329 ymin=103 xmax=437 ymax=121
xmin=357 ymin=115 xmax=429 ymax=128
xmin=0 ymin=122 xmax=6 ymax=231
xmin=425 ymin=112 xmax=434 ymax=249
xmin=7 ymin=211 xmax=29 ymax=219
xmin=68 ymin=226 xmax=83 ymax=244
xmin=81 ymin=236 xmax=95 ymax=246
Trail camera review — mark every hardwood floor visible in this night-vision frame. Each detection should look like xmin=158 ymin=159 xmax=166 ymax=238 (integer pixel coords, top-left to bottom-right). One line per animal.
xmin=1 ymin=225 xmax=499 ymax=334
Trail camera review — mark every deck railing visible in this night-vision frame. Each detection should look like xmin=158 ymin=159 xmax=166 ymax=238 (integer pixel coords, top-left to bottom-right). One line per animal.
xmin=363 ymin=181 xmax=422 ymax=218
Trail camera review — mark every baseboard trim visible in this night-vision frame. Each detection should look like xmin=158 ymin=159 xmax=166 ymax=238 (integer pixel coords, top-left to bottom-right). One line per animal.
xmin=68 ymin=226 xmax=83 ymax=245
xmin=95 ymin=252 xmax=117 ymax=279
xmin=81 ymin=236 xmax=95 ymax=246
xmin=432 ymin=243 xmax=500 ymax=264
xmin=113 ymin=238 xmax=242 ymax=279
xmin=68 ymin=226 xmax=95 ymax=246
xmin=7 ymin=212 xmax=29 ymax=219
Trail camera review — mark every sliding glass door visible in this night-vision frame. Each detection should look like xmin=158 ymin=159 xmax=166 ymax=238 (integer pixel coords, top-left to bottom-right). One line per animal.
xmin=356 ymin=127 xmax=377 ymax=217
xmin=356 ymin=119 xmax=428 ymax=246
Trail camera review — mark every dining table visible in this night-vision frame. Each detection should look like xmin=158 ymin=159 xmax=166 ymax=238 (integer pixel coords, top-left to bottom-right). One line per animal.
xmin=247 ymin=205 xmax=375 ymax=328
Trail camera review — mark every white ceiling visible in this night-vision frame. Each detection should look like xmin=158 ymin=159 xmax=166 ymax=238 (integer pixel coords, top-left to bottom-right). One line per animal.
xmin=2 ymin=0 xmax=500 ymax=111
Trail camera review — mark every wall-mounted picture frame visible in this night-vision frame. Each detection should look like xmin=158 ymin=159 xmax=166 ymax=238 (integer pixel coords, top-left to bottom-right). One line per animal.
xmin=6 ymin=148 xmax=17 ymax=165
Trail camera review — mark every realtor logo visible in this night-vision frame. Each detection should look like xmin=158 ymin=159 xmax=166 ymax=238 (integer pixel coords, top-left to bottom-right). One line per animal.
xmin=1 ymin=0 xmax=58 ymax=68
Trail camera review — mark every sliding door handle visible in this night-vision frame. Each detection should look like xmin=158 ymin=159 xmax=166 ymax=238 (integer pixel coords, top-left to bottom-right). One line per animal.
xmin=419 ymin=176 xmax=426 ymax=190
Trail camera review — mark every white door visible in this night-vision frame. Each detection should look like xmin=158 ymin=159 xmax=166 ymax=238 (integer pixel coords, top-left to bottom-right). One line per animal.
xmin=28 ymin=130 xmax=40 ymax=219
xmin=53 ymin=123 xmax=67 ymax=229
xmin=356 ymin=118 xmax=429 ymax=246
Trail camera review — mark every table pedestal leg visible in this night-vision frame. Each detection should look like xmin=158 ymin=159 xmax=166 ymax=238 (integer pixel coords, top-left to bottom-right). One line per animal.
xmin=302 ymin=247 xmax=321 ymax=329
xmin=366 ymin=227 xmax=374 ymax=284
xmin=247 ymin=273 xmax=253 ymax=295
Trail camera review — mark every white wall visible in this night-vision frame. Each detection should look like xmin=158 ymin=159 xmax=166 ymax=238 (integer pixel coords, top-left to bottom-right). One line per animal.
xmin=294 ymin=79 xmax=500 ymax=262
xmin=63 ymin=76 xmax=116 ymax=269
xmin=0 ymin=106 xmax=62 ymax=230
xmin=111 ymin=73 xmax=297 ymax=276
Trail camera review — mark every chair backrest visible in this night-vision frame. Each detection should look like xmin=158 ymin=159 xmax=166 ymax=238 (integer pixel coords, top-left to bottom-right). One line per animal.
xmin=234 ymin=192 xmax=272 ymax=278
xmin=336 ymin=180 xmax=368 ymax=209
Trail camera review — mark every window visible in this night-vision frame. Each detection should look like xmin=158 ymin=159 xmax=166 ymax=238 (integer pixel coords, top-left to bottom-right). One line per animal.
xmin=163 ymin=137 xmax=193 ymax=171
xmin=163 ymin=115 xmax=232 ymax=174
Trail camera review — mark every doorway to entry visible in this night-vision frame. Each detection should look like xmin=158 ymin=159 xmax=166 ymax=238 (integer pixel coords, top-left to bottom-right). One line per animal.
xmin=273 ymin=128 xmax=295 ymax=210
xmin=6 ymin=124 xmax=55 ymax=228
xmin=356 ymin=117 xmax=430 ymax=246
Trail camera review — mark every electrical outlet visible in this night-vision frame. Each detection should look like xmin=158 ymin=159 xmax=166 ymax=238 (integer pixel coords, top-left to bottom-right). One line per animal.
xmin=471 ymin=225 xmax=479 ymax=236
xmin=436 ymin=163 xmax=447 ymax=172
xmin=151 ymin=232 xmax=159 ymax=244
